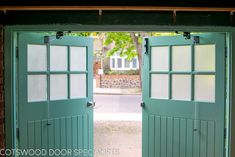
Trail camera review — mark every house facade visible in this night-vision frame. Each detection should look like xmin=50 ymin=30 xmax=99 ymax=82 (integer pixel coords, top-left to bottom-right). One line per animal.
xmin=110 ymin=54 xmax=139 ymax=71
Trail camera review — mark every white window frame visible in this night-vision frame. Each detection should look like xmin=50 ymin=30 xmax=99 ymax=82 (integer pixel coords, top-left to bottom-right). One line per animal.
xmin=110 ymin=54 xmax=139 ymax=70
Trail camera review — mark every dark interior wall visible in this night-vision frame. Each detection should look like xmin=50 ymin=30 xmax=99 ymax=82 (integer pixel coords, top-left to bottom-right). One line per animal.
xmin=0 ymin=25 xmax=4 ymax=154
xmin=0 ymin=11 xmax=233 ymax=26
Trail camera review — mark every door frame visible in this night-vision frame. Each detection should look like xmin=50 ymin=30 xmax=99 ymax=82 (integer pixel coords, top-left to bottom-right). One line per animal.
xmin=4 ymin=25 xmax=235 ymax=157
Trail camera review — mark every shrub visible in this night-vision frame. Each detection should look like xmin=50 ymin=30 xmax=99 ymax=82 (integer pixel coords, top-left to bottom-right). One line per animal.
xmin=106 ymin=70 xmax=139 ymax=75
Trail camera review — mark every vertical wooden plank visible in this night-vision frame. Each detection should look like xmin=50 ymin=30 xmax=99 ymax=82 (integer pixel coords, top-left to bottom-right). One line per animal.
xmin=149 ymin=115 xmax=155 ymax=157
xmin=83 ymin=114 xmax=88 ymax=152
xmin=41 ymin=120 xmax=48 ymax=151
xmin=88 ymin=113 xmax=93 ymax=156
xmin=34 ymin=121 xmax=42 ymax=150
xmin=66 ymin=117 xmax=72 ymax=157
xmin=54 ymin=118 xmax=61 ymax=150
xmin=155 ymin=116 xmax=160 ymax=157
xmin=180 ymin=119 xmax=186 ymax=157
xmin=167 ymin=117 xmax=173 ymax=157
xmin=86 ymin=114 xmax=90 ymax=157
xmin=200 ymin=121 xmax=208 ymax=157
xmin=193 ymin=120 xmax=200 ymax=157
xmin=27 ymin=121 xmax=35 ymax=149
xmin=207 ymin=121 xmax=215 ymax=157
xmin=72 ymin=116 xmax=78 ymax=152
xmin=78 ymin=115 xmax=83 ymax=157
xmin=161 ymin=117 xmax=167 ymax=157
xmin=47 ymin=119 xmax=54 ymax=151
xmin=186 ymin=119 xmax=193 ymax=157
xmin=173 ymin=118 xmax=180 ymax=157
xmin=60 ymin=117 xmax=66 ymax=150
xmin=142 ymin=112 xmax=149 ymax=157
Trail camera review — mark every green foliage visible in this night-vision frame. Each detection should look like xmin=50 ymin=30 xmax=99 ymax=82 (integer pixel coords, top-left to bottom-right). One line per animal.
xmin=43 ymin=31 xmax=99 ymax=37
xmin=104 ymin=32 xmax=178 ymax=60
xmin=104 ymin=32 xmax=138 ymax=60
xmin=67 ymin=32 xmax=100 ymax=37
xmin=102 ymin=59 xmax=111 ymax=74
xmin=105 ymin=70 xmax=139 ymax=75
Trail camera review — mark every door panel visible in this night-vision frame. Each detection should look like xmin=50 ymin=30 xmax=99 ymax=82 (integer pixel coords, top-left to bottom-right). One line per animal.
xmin=142 ymin=33 xmax=225 ymax=157
xmin=18 ymin=33 xmax=93 ymax=156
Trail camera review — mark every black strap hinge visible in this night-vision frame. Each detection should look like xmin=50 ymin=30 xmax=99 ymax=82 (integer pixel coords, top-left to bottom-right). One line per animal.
xmin=144 ymin=38 xmax=149 ymax=55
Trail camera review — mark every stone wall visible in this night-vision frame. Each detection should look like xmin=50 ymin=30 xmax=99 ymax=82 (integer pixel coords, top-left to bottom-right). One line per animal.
xmin=0 ymin=25 xmax=5 ymax=153
xmin=95 ymin=75 xmax=140 ymax=88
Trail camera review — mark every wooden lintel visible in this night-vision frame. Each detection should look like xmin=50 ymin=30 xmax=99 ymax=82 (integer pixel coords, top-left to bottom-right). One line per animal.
xmin=0 ymin=6 xmax=235 ymax=12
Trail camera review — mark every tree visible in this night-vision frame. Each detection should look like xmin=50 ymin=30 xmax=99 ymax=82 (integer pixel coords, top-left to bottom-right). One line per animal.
xmin=103 ymin=32 xmax=177 ymax=88
xmin=103 ymin=32 xmax=147 ymax=88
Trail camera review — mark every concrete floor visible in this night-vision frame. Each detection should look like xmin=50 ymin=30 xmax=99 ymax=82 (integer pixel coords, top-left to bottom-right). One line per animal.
xmin=94 ymin=94 xmax=142 ymax=113
xmin=94 ymin=121 xmax=141 ymax=157
xmin=94 ymin=94 xmax=142 ymax=157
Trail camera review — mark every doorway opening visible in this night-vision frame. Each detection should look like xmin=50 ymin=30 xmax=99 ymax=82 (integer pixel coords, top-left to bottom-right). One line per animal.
xmin=92 ymin=32 xmax=144 ymax=157
xmin=9 ymin=30 xmax=231 ymax=157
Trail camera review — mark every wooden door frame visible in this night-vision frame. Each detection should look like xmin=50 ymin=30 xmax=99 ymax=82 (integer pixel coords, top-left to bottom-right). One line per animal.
xmin=4 ymin=25 xmax=234 ymax=157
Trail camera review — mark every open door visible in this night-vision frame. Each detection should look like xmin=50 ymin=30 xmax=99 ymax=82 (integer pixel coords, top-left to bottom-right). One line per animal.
xmin=18 ymin=33 xmax=94 ymax=156
xmin=142 ymin=33 xmax=226 ymax=157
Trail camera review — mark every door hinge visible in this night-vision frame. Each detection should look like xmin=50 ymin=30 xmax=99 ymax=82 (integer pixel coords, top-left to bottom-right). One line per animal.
xmin=16 ymin=47 xmax=19 ymax=59
xmin=144 ymin=38 xmax=149 ymax=55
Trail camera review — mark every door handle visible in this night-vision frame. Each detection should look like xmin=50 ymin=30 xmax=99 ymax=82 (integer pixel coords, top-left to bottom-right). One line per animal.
xmin=87 ymin=101 xmax=95 ymax=108
xmin=141 ymin=102 xmax=145 ymax=108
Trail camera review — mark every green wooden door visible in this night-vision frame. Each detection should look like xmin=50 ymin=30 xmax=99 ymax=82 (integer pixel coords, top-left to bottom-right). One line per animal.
xmin=18 ymin=33 xmax=94 ymax=156
xmin=142 ymin=33 xmax=226 ymax=157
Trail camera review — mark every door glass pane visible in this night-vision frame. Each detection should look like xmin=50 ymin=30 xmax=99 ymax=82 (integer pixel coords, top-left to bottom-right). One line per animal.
xmin=50 ymin=74 xmax=68 ymax=100
xmin=70 ymin=47 xmax=86 ymax=71
xmin=70 ymin=74 xmax=86 ymax=98
xmin=28 ymin=75 xmax=47 ymax=102
xmin=195 ymin=75 xmax=215 ymax=102
xmin=151 ymin=74 xmax=169 ymax=99
xmin=195 ymin=45 xmax=215 ymax=71
xmin=172 ymin=75 xmax=191 ymax=100
xmin=50 ymin=46 xmax=68 ymax=71
xmin=151 ymin=46 xmax=169 ymax=71
xmin=27 ymin=44 xmax=47 ymax=71
xmin=172 ymin=46 xmax=191 ymax=71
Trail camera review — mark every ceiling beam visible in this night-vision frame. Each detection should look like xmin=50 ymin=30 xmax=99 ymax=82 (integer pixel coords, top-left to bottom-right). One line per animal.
xmin=0 ymin=6 xmax=235 ymax=13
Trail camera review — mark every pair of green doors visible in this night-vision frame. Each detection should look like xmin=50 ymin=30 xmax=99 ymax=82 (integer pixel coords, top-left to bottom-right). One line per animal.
xmin=18 ymin=33 xmax=225 ymax=157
